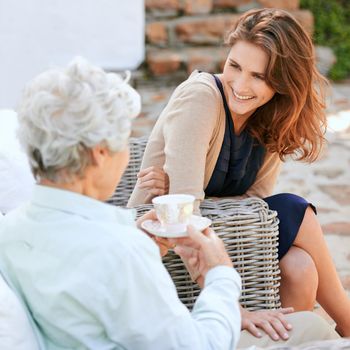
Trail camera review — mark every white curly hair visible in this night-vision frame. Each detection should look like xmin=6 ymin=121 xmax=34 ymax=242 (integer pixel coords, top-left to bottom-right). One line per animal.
xmin=17 ymin=57 xmax=141 ymax=183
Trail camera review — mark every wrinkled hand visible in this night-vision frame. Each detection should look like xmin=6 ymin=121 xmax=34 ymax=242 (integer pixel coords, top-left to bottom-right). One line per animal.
xmin=240 ymin=306 xmax=294 ymax=341
xmin=137 ymin=166 xmax=169 ymax=202
xmin=170 ymin=226 xmax=232 ymax=287
xmin=136 ymin=210 xmax=173 ymax=257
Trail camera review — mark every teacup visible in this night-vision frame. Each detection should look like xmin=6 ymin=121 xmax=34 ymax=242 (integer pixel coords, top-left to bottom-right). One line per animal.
xmin=152 ymin=194 xmax=195 ymax=234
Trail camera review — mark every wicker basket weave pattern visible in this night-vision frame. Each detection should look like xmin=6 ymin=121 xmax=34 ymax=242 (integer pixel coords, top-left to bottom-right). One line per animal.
xmin=108 ymin=137 xmax=281 ymax=310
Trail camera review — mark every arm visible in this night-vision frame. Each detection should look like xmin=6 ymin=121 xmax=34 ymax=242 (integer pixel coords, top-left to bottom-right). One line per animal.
xmin=162 ymin=82 xmax=219 ymax=209
xmin=173 ymin=233 xmax=295 ymax=342
xmin=135 ymin=150 xmax=282 ymax=211
xmin=136 ymin=166 xmax=170 ymax=203
xmin=170 ymin=224 xmax=295 ymax=342
xmin=128 ymin=78 xmax=219 ymax=209
xmin=98 ymin=227 xmax=241 ymax=350
xmin=134 ymin=79 xmax=219 ymax=208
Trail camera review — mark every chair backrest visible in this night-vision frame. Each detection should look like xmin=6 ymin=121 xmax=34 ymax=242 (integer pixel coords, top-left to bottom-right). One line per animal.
xmin=108 ymin=137 xmax=148 ymax=207
xmin=0 ymin=273 xmax=39 ymax=350
xmin=134 ymin=199 xmax=281 ymax=311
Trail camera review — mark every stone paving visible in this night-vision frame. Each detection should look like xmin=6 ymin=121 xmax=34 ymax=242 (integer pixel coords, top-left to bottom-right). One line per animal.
xmin=132 ymin=78 xmax=350 ymax=314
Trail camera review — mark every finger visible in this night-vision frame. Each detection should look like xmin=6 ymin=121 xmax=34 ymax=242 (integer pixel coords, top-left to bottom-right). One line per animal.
xmin=138 ymin=167 xmax=167 ymax=183
xmin=202 ymin=227 xmax=212 ymax=235
xmin=174 ymin=245 xmax=196 ymax=260
xmin=187 ymin=225 xmax=209 ymax=245
xmin=188 ymin=256 xmax=198 ymax=266
xmin=269 ymin=318 xmax=290 ymax=340
xmin=154 ymin=237 xmax=174 ymax=249
xmin=164 ymin=173 xmax=169 ymax=188
xmin=144 ymin=189 xmax=166 ymax=203
xmin=142 ymin=209 xmax=157 ymax=221
xmin=278 ymin=307 xmax=294 ymax=315
xmin=149 ymin=188 xmax=168 ymax=196
xmin=245 ymin=322 xmax=263 ymax=338
xmin=154 ymin=236 xmax=169 ymax=243
xmin=276 ymin=312 xmax=293 ymax=331
xmin=158 ymin=243 xmax=169 ymax=257
xmin=258 ymin=322 xmax=280 ymax=341
xmin=139 ymin=179 xmax=166 ymax=190
xmin=139 ymin=171 xmax=167 ymax=183
xmin=136 ymin=209 xmax=157 ymax=228
xmin=137 ymin=166 xmax=155 ymax=177
xmin=202 ymin=227 xmax=216 ymax=238
xmin=170 ymin=236 xmax=201 ymax=250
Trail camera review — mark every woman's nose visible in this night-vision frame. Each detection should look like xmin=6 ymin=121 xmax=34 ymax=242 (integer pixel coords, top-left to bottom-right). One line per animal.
xmin=234 ymin=74 xmax=250 ymax=93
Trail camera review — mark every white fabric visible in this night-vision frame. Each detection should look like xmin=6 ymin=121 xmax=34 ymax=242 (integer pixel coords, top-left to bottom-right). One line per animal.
xmin=0 ymin=185 xmax=242 ymax=349
xmin=0 ymin=110 xmax=35 ymax=214
xmin=0 ymin=274 xmax=39 ymax=350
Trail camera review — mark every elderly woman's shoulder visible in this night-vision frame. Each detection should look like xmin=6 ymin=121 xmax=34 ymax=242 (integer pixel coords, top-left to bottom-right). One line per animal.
xmin=86 ymin=221 xmax=161 ymax=267
xmin=92 ymin=219 xmax=158 ymax=251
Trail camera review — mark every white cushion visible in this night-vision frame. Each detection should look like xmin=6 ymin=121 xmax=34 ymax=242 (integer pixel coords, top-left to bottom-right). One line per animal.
xmin=0 ymin=274 xmax=39 ymax=350
xmin=0 ymin=109 xmax=35 ymax=214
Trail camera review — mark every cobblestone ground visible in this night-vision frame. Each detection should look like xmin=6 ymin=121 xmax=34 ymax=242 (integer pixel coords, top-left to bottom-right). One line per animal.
xmin=132 ymin=79 xmax=350 ymax=321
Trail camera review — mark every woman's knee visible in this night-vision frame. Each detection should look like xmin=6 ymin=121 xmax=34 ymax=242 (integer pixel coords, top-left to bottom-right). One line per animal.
xmin=280 ymin=246 xmax=318 ymax=295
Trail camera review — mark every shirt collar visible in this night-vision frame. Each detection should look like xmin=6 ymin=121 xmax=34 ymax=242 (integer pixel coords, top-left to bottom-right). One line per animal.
xmin=31 ymin=184 xmax=136 ymax=225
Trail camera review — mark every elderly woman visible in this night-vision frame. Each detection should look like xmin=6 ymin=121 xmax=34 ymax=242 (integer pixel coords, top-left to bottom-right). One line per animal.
xmin=0 ymin=58 xmax=338 ymax=350
xmin=0 ymin=58 xmax=243 ymax=349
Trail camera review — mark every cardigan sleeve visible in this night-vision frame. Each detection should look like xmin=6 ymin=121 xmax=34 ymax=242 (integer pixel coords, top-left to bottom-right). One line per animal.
xmin=162 ymin=80 xmax=220 ymax=210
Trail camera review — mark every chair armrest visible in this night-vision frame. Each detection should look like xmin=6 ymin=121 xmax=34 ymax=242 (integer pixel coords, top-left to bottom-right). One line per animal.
xmin=133 ymin=197 xmax=281 ymax=311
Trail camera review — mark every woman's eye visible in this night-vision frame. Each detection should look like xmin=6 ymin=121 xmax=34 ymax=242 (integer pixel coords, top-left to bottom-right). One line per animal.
xmin=254 ymin=75 xmax=265 ymax=81
xmin=230 ymin=64 xmax=240 ymax=70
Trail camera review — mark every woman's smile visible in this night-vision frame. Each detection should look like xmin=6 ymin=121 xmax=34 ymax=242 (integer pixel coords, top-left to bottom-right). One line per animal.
xmin=232 ymin=88 xmax=255 ymax=101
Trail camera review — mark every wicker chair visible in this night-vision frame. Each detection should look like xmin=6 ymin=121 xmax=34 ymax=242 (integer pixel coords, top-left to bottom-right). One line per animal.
xmin=108 ymin=137 xmax=281 ymax=311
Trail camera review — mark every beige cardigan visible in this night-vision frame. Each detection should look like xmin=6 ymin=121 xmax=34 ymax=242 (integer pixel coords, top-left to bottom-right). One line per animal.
xmin=128 ymin=71 xmax=281 ymax=209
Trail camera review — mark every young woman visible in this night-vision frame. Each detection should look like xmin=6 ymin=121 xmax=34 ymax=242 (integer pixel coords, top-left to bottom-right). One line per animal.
xmin=129 ymin=8 xmax=350 ymax=338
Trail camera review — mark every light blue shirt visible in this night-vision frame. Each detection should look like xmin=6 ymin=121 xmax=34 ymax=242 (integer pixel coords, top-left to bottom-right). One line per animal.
xmin=0 ymin=185 xmax=242 ymax=350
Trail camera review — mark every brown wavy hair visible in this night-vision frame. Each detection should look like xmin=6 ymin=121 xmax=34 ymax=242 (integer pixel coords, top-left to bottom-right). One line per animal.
xmin=225 ymin=8 xmax=328 ymax=162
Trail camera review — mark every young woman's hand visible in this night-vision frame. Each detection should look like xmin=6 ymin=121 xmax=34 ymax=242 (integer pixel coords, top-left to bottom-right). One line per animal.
xmin=136 ymin=209 xmax=173 ymax=256
xmin=137 ymin=166 xmax=169 ymax=202
xmin=240 ymin=306 xmax=294 ymax=341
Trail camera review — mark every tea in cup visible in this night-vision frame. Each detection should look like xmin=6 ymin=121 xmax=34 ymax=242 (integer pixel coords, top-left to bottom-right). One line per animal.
xmin=152 ymin=194 xmax=195 ymax=234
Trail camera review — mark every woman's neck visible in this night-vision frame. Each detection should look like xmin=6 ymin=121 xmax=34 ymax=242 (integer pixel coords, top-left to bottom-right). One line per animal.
xmin=231 ymin=115 xmax=249 ymax=136
xmin=39 ymin=173 xmax=100 ymax=200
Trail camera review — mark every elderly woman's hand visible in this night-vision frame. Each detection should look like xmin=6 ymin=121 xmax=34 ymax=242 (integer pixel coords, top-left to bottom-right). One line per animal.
xmin=170 ymin=226 xmax=233 ymax=288
xmin=137 ymin=166 xmax=169 ymax=202
xmin=136 ymin=210 xmax=173 ymax=257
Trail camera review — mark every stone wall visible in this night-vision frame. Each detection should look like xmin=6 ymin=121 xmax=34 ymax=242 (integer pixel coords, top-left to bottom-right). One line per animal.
xmin=143 ymin=0 xmax=313 ymax=79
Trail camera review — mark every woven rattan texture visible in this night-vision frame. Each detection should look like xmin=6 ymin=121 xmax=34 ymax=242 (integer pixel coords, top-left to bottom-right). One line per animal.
xmin=108 ymin=137 xmax=281 ymax=310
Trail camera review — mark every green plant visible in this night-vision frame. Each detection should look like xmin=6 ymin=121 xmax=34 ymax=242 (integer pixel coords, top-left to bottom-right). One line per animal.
xmin=300 ymin=0 xmax=350 ymax=80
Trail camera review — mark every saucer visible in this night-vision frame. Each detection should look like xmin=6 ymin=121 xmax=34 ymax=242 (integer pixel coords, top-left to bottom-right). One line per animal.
xmin=141 ymin=215 xmax=212 ymax=238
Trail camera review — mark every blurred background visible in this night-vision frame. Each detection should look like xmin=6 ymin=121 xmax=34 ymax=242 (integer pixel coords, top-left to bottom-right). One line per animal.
xmin=0 ymin=0 xmax=144 ymax=108
xmin=0 ymin=0 xmax=349 ymax=319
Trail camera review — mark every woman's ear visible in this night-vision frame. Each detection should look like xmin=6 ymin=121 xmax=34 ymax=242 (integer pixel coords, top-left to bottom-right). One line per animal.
xmin=90 ymin=145 xmax=109 ymax=167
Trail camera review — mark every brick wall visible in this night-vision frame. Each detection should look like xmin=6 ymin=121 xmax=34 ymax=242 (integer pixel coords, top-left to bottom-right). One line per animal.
xmin=144 ymin=0 xmax=313 ymax=78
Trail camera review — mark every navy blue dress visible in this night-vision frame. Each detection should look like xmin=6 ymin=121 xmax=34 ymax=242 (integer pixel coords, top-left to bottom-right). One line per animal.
xmin=206 ymin=75 xmax=315 ymax=259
